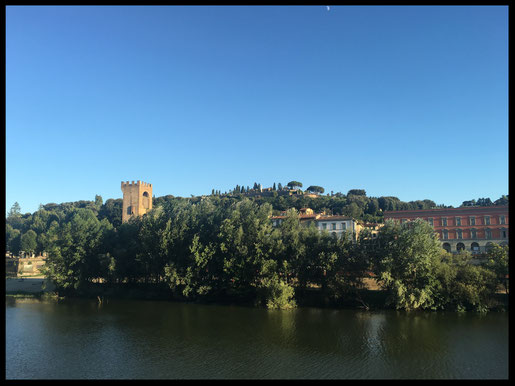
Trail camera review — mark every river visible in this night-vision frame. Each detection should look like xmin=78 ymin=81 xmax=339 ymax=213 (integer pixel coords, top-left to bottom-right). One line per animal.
xmin=5 ymin=297 xmax=508 ymax=379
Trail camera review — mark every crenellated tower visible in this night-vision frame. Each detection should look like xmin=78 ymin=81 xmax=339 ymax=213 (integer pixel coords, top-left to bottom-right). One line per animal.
xmin=121 ymin=180 xmax=153 ymax=223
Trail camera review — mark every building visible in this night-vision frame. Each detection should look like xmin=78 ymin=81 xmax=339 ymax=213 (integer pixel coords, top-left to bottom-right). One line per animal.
xmin=315 ymin=215 xmax=358 ymax=239
xmin=121 ymin=180 xmax=153 ymax=223
xmin=271 ymin=208 xmax=320 ymax=227
xmin=384 ymin=205 xmax=509 ymax=254
xmin=5 ymin=251 xmax=48 ymax=277
xmin=270 ymin=208 xmax=378 ymax=241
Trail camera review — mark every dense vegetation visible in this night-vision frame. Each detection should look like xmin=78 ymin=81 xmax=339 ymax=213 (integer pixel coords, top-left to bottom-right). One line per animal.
xmin=5 ymin=192 xmax=509 ymax=312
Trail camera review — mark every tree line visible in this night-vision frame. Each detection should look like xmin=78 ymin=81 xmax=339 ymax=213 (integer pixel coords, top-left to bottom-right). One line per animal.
xmin=5 ymin=196 xmax=508 ymax=312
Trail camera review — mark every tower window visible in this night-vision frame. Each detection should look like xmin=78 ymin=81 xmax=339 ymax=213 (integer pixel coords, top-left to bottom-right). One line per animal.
xmin=127 ymin=206 xmax=132 ymax=215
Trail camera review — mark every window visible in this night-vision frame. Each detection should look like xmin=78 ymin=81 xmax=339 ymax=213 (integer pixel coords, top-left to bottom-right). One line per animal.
xmin=332 ymin=223 xmax=336 ymax=230
xmin=127 ymin=206 xmax=132 ymax=215
xmin=471 ymin=242 xmax=480 ymax=252
xmin=501 ymin=229 xmax=507 ymax=239
xmin=428 ymin=218 xmax=434 ymax=226
xmin=469 ymin=216 xmax=476 ymax=226
xmin=322 ymin=223 xmax=327 ymax=230
xmin=455 ymin=217 xmax=461 ymax=226
xmin=484 ymin=216 xmax=491 ymax=225
xmin=485 ymin=228 xmax=492 ymax=239
xmin=457 ymin=229 xmax=462 ymax=239
xmin=442 ymin=229 xmax=449 ymax=239
xmin=442 ymin=218 xmax=447 ymax=226
xmin=500 ymin=215 xmax=506 ymax=225
xmin=341 ymin=222 xmax=347 ymax=230
xmin=470 ymin=229 xmax=477 ymax=239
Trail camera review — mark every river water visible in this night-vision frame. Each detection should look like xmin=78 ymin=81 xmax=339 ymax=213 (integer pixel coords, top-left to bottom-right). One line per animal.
xmin=5 ymin=297 xmax=508 ymax=379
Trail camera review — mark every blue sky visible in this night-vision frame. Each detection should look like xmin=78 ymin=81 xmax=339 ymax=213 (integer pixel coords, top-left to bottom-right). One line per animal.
xmin=6 ymin=5 xmax=508 ymax=214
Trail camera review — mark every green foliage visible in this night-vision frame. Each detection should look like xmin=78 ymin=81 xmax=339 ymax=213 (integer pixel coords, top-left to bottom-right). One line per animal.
xmin=373 ymin=219 xmax=443 ymax=310
xmin=6 ymin=224 xmax=21 ymax=254
xmin=257 ymin=274 xmax=297 ymax=309
xmin=484 ymin=244 xmax=509 ymax=294
xmin=20 ymin=230 xmax=38 ymax=253
xmin=95 ymin=195 xmax=103 ymax=210
xmin=287 ymin=181 xmax=303 ymax=189
xmin=348 ymin=189 xmax=366 ymax=196
xmin=43 ymin=208 xmax=112 ymax=292
xmin=8 ymin=202 xmax=22 ymax=218
xmin=7 ymin=190 xmax=507 ymax=312
xmin=432 ymin=252 xmax=498 ymax=312
xmin=306 ymin=185 xmax=325 ymax=194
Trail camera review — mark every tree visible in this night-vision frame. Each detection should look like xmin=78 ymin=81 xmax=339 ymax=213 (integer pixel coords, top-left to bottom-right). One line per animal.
xmin=485 ymin=244 xmax=509 ymax=294
xmin=348 ymin=189 xmax=366 ymax=196
xmin=372 ymin=219 xmax=443 ymax=311
xmin=278 ymin=183 xmax=283 ymax=191
xmin=20 ymin=230 xmax=37 ymax=254
xmin=378 ymin=196 xmax=401 ymax=211
xmin=432 ymin=252 xmax=498 ymax=312
xmin=95 ymin=195 xmax=103 ymax=210
xmin=494 ymin=195 xmax=509 ymax=206
xmin=306 ymin=185 xmax=325 ymax=194
xmin=287 ymin=181 xmax=302 ymax=190
xmin=6 ymin=224 xmax=21 ymax=254
xmin=476 ymin=198 xmax=493 ymax=206
xmin=43 ymin=208 xmax=112 ymax=292
xmin=98 ymin=198 xmax=123 ymax=228
xmin=8 ymin=202 xmax=21 ymax=218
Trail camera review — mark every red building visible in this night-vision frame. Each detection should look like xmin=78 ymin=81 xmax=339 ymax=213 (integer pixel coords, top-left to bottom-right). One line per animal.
xmin=384 ymin=205 xmax=509 ymax=254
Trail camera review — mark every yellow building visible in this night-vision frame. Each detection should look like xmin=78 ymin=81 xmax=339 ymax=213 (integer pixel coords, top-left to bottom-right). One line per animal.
xmin=121 ymin=180 xmax=153 ymax=223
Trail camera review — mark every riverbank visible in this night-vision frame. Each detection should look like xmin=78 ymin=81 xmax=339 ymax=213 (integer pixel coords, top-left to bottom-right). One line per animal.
xmin=18 ymin=280 xmax=506 ymax=313
xmin=5 ymin=277 xmax=58 ymax=299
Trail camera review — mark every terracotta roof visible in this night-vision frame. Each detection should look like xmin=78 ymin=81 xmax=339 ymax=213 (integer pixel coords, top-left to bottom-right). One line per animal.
xmin=384 ymin=205 xmax=508 ymax=214
xmin=316 ymin=216 xmax=352 ymax=221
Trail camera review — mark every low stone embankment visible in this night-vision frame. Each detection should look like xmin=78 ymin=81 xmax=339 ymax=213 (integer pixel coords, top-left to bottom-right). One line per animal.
xmin=5 ymin=277 xmax=55 ymax=294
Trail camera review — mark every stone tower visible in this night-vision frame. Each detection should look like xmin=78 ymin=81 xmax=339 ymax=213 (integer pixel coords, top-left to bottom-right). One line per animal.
xmin=121 ymin=180 xmax=153 ymax=223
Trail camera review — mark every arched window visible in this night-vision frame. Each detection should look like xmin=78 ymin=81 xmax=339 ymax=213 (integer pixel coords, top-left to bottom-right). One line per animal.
xmin=456 ymin=242 xmax=465 ymax=252
xmin=471 ymin=242 xmax=480 ymax=253
xmin=142 ymin=191 xmax=150 ymax=209
xmin=442 ymin=243 xmax=451 ymax=252
xmin=485 ymin=242 xmax=495 ymax=252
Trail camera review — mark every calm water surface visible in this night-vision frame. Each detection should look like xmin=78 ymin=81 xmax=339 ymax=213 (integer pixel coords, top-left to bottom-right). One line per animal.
xmin=5 ymin=297 xmax=508 ymax=379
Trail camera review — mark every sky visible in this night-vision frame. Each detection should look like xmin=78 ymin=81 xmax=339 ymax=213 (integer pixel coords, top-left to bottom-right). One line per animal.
xmin=6 ymin=5 xmax=509 ymax=215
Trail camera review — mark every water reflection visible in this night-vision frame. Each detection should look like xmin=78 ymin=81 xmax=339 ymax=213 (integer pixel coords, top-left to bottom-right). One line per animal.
xmin=6 ymin=298 xmax=508 ymax=379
